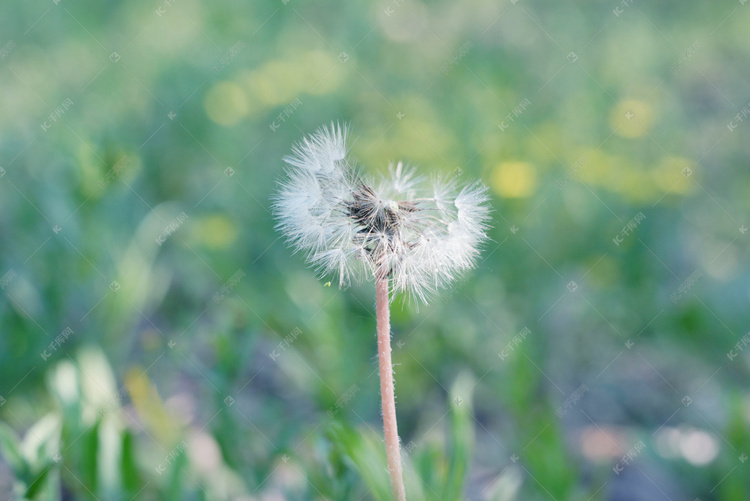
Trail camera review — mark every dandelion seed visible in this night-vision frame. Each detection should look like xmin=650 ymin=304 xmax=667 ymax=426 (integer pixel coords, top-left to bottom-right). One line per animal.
xmin=273 ymin=123 xmax=492 ymax=501
xmin=273 ymin=123 xmax=491 ymax=303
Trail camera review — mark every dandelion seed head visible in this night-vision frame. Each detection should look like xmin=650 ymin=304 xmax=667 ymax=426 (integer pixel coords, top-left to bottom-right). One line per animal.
xmin=273 ymin=123 xmax=492 ymax=303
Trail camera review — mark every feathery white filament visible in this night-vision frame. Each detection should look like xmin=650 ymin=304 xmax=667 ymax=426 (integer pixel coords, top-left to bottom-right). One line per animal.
xmin=273 ymin=123 xmax=491 ymax=303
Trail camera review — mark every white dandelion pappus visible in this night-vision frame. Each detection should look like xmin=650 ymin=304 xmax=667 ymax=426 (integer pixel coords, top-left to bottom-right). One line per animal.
xmin=273 ymin=123 xmax=491 ymax=303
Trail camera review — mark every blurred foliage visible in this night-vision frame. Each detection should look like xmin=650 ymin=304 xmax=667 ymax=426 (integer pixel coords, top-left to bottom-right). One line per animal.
xmin=1 ymin=0 xmax=750 ymax=500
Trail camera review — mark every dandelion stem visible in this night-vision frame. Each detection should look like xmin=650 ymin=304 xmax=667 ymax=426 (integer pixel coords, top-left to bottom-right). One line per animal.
xmin=376 ymin=277 xmax=406 ymax=501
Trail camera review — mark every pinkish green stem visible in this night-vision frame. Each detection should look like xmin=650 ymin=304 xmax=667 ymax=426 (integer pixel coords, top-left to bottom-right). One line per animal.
xmin=376 ymin=277 xmax=406 ymax=501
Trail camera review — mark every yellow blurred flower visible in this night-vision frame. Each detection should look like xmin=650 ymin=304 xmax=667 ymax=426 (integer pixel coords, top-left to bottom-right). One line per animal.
xmin=652 ymin=156 xmax=695 ymax=195
xmin=610 ymin=99 xmax=653 ymax=138
xmin=238 ymin=51 xmax=344 ymax=109
xmin=249 ymin=60 xmax=298 ymax=106
xmin=190 ymin=215 xmax=238 ymax=249
xmin=204 ymin=81 xmax=248 ymax=126
xmin=491 ymin=161 xmax=537 ymax=198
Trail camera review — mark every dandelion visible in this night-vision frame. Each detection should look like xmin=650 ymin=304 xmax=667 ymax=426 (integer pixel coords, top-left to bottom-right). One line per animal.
xmin=273 ymin=123 xmax=491 ymax=500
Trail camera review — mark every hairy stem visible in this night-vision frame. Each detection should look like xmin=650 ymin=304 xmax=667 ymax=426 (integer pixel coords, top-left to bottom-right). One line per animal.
xmin=376 ymin=277 xmax=406 ymax=501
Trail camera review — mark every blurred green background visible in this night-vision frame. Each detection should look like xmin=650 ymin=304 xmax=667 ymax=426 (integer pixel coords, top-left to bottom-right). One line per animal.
xmin=1 ymin=1 xmax=749 ymax=500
